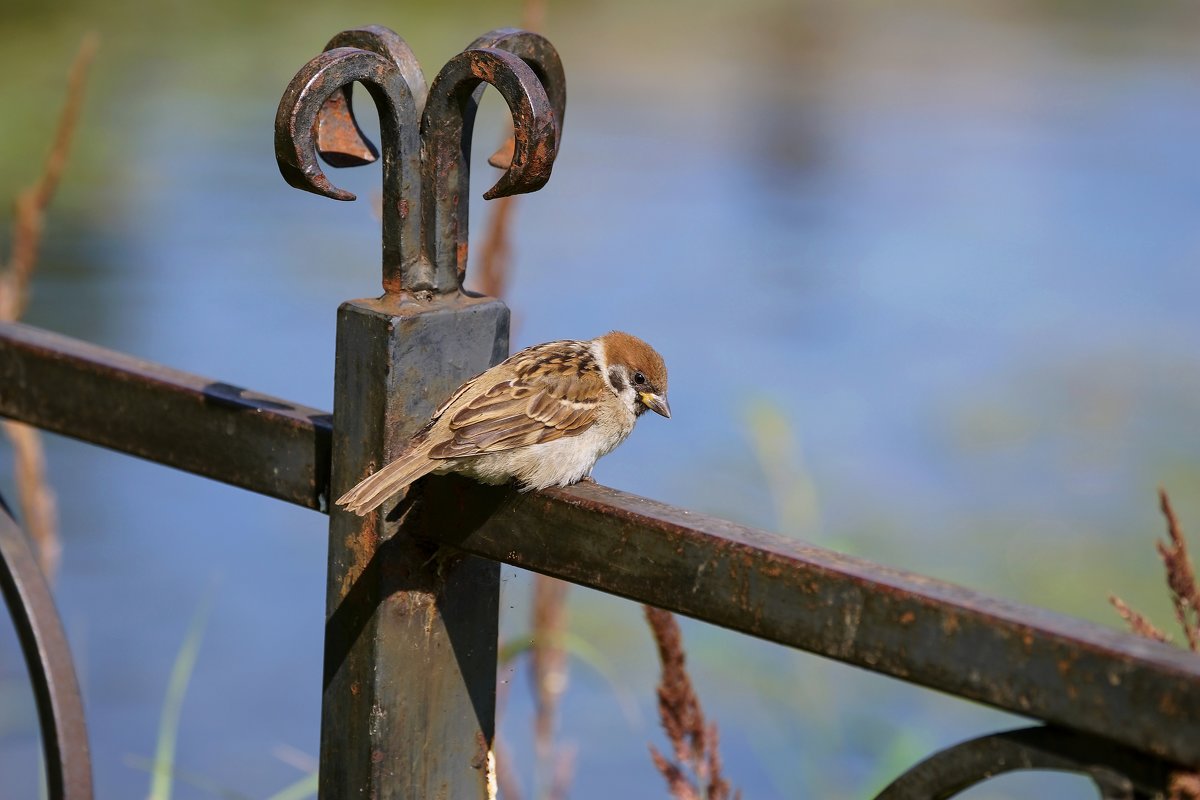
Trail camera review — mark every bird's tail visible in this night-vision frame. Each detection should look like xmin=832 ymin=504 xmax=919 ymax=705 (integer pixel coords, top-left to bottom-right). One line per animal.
xmin=335 ymin=449 xmax=438 ymax=516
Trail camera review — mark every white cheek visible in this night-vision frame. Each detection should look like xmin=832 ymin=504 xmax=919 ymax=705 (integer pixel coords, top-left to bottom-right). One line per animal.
xmin=618 ymin=385 xmax=640 ymax=416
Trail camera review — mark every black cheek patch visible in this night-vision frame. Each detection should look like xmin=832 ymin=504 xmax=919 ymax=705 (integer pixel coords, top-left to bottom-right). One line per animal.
xmin=608 ymin=367 xmax=627 ymax=393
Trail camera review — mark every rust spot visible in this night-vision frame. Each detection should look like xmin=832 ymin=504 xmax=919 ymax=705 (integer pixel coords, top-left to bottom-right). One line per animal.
xmin=471 ymin=54 xmax=497 ymax=83
xmin=371 ymin=749 xmax=385 ymax=763
xmin=941 ymin=614 xmax=960 ymax=635
xmin=1160 ymin=692 xmax=1180 ymax=715
xmin=315 ymin=89 xmax=379 ymax=167
xmin=899 ymin=611 xmax=915 ymax=625
xmin=351 ymin=680 xmax=361 ymax=696
xmin=339 ymin=522 xmax=381 ymax=596
xmin=471 ymin=729 xmax=489 ymax=769
xmin=399 ymin=197 xmax=409 ymax=219
xmin=457 ymin=241 xmax=469 ymax=268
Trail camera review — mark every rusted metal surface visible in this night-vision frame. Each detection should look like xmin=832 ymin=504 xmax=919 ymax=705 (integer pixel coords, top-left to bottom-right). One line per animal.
xmin=874 ymin=726 xmax=1171 ymax=799
xmin=313 ymin=27 xmax=564 ymax=168
xmin=420 ymin=46 xmax=558 ymax=290
xmin=323 ymin=294 xmax=509 ymax=800
xmin=0 ymin=493 xmax=92 ymax=799
xmin=465 ymin=28 xmax=566 ymax=142
xmin=418 ymin=477 xmax=1200 ymax=768
xmin=275 ymin=42 xmax=423 ymax=294
xmin=315 ymin=26 xmax=427 ymax=168
xmin=4 ymin=319 xmax=1200 ymax=767
xmin=4 ymin=318 xmax=1200 ymax=768
xmin=275 ymin=25 xmax=561 ymax=296
xmin=0 ymin=321 xmax=331 ymax=510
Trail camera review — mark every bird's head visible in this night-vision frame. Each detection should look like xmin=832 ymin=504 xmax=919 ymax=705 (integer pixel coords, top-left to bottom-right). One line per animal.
xmin=597 ymin=331 xmax=670 ymax=419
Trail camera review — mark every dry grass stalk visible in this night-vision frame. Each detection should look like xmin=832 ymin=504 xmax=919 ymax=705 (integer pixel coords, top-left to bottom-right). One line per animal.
xmin=1155 ymin=489 xmax=1200 ymax=651
xmin=1155 ymin=489 xmax=1200 ymax=798
xmin=0 ymin=34 xmax=98 ymax=579
xmin=1107 ymin=594 xmax=1170 ymax=643
xmin=522 ymin=0 xmax=547 ymax=32
xmin=1109 ymin=489 xmax=1200 ymax=651
xmin=531 ymin=574 xmax=572 ymax=798
xmin=1 ymin=420 xmax=61 ymax=576
xmin=476 ymin=187 xmax=517 ymax=299
xmin=2 ymin=33 xmax=98 ymax=320
xmin=494 ymin=738 xmax=524 ymax=800
xmin=644 ymin=606 xmax=740 ymax=800
xmin=1108 ymin=488 xmax=1200 ymax=795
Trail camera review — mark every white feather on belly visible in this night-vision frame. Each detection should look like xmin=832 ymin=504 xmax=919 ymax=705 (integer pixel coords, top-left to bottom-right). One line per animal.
xmin=448 ymin=405 xmax=636 ymax=490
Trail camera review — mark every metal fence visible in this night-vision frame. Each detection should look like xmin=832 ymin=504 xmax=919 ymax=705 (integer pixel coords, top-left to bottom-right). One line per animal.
xmin=1 ymin=23 xmax=1197 ymax=800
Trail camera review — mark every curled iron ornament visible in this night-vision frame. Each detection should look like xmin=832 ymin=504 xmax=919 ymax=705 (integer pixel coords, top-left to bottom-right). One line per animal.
xmin=314 ymin=26 xmax=428 ymax=168
xmin=874 ymin=726 xmax=1173 ymax=800
xmin=420 ymin=47 xmax=558 ymax=290
xmin=275 ymin=26 xmax=564 ymax=296
xmin=465 ymin=28 xmax=567 ymax=142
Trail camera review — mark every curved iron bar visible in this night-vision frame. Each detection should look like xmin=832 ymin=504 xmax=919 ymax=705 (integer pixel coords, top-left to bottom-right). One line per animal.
xmin=419 ymin=47 xmax=558 ymax=292
xmin=466 ymin=28 xmax=567 ymax=140
xmin=0 ymin=492 xmax=92 ymax=799
xmin=275 ymin=46 xmax=422 ymax=294
xmin=874 ymin=726 xmax=1173 ymax=800
xmin=315 ymin=26 xmax=428 ymax=168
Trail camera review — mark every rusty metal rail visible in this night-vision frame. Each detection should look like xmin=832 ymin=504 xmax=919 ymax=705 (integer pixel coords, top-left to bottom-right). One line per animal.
xmin=3 ymin=318 xmax=1199 ymax=773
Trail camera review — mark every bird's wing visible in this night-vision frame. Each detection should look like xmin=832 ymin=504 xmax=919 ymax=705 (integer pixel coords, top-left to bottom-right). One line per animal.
xmin=427 ymin=340 xmax=605 ymax=459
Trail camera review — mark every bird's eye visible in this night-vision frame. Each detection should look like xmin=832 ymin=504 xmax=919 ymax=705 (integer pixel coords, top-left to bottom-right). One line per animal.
xmin=633 ymin=371 xmax=646 ymax=386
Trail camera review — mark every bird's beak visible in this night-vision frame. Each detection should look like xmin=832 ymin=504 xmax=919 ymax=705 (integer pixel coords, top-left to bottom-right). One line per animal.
xmin=640 ymin=392 xmax=671 ymax=419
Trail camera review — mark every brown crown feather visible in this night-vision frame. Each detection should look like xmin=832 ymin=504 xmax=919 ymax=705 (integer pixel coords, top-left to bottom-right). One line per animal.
xmin=598 ymin=331 xmax=668 ymax=393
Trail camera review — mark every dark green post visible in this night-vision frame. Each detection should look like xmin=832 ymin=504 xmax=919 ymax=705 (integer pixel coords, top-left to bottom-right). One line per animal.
xmin=274 ymin=25 xmax=562 ymax=798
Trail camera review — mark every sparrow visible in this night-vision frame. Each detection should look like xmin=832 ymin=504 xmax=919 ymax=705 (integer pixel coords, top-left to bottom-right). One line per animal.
xmin=336 ymin=331 xmax=670 ymax=515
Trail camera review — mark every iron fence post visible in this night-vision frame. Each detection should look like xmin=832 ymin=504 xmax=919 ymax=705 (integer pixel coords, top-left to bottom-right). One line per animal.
xmin=325 ymin=293 xmax=509 ymax=798
xmin=275 ymin=25 xmax=562 ymax=797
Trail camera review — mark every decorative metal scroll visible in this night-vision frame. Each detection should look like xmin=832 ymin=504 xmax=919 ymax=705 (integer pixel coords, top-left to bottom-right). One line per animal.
xmin=874 ymin=726 xmax=1174 ymax=800
xmin=275 ymin=25 xmax=565 ymax=296
xmin=0 ymin=492 xmax=92 ymax=799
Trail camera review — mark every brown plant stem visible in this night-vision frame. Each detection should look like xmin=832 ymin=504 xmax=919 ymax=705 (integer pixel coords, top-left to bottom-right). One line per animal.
xmin=494 ymin=737 xmax=524 ymax=800
xmin=531 ymin=574 xmax=571 ymax=798
xmin=2 ymin=33 xmax=98 ymax=320
xmin=476 ymin=189 xmax=517 ymax=299
xmin=1108 ymin=594 xmax=1170 ymax=643
xmin=1 ymin=34 xmax=98 ymax=579
xmin=1156 ymin=488 xmax=1200 ymax=651
xmin=644 ymin=606 xmax=738 ymax=800
xmin=1 ymin=420 xmax=60 ymax=577
xmin=1108 ymin=488 xmax=1200 ymax=795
